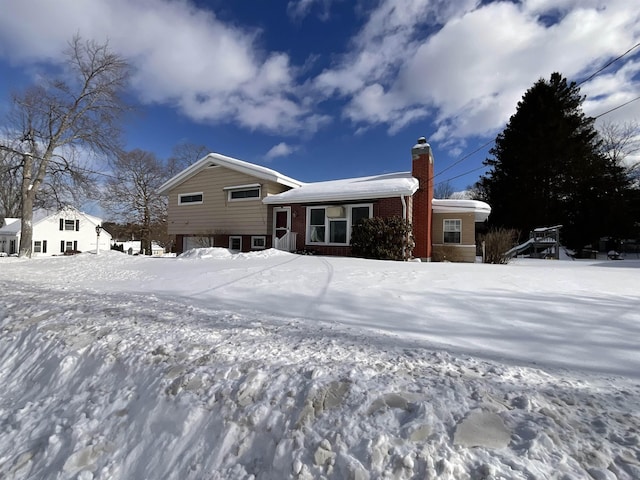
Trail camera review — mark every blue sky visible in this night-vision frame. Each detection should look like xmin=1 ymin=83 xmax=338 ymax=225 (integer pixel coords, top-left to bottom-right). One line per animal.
xmin=0 ymin=0 xmax=639 ymax=193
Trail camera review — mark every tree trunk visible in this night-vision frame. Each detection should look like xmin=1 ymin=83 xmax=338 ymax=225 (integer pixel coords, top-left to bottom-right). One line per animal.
xmin=19 ymin=153 xmax=35 ymax=258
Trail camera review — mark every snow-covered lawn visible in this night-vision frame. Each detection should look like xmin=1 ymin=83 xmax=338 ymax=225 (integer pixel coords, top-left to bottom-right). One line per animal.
xmin=1 ymin=250 xmax=639 ymax=479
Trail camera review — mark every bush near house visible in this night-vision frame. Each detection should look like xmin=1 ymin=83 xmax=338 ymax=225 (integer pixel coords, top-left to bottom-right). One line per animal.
xmin=481 ymin=228 xmax=519 ymax=264
xmin=351 ymin=216 xmax=414 ymax=261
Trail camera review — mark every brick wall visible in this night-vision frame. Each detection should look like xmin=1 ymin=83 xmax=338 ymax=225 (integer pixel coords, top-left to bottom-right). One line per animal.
xmin=411 ymin=139 xmax=434 ymax=260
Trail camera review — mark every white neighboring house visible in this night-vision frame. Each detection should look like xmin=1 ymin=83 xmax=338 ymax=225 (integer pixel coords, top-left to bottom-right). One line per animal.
xmin=0 ymin=206 xmax=112 ymax=256
xmin=111 ymin=240 xmax=165 ymax=256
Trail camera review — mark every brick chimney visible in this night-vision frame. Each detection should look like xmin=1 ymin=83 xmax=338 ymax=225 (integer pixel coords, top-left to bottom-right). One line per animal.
xmin=411 ymin=137 xmax=433 ymax=261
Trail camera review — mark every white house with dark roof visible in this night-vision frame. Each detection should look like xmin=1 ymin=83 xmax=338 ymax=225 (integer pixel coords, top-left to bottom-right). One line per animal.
xmin=158 ymin=138 xmax=491 ymax=262
xmin=0 ymin=206 xmax=111 ymax=256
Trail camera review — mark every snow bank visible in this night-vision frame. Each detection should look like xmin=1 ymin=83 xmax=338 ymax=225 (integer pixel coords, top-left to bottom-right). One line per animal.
xmin=1 ymin=253 xmax=639 ymax=479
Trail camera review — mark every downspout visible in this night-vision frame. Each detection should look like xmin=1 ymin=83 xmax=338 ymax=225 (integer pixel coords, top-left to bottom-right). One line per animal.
xmin=401 ymin=195 xmax=407 ymax=260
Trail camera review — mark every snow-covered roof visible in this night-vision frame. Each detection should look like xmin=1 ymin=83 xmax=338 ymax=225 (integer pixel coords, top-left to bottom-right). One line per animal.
xmin=0 ymin=218 xmax=21 ymax=235
xmin=0 ymin=207 xmax=107 ymax=236
xmin=263 ymin=172 xmax=419 ymax=204
xmin=432 ymin=198 xmax=491 ymax=222
xmin=158 ymin=152 xmax=302 ymax=195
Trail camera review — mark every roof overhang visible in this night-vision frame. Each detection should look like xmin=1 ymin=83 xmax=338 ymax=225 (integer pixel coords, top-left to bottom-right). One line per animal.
xmin=432 ymin=199 xmax=491 ymax=222
xmin=262 ymin=172 xmax=419 ymax=205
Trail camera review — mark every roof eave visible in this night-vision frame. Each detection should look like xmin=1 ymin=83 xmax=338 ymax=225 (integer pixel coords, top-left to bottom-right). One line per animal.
xmin=157 ymin=153 xmax=303 ymax=195
xmin=263 ymin=189 xmax=417 ymax=205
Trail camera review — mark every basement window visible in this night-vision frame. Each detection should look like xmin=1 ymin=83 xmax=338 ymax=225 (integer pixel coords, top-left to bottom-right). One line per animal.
xmin=229 ymin=236 xmax=242 ymax=251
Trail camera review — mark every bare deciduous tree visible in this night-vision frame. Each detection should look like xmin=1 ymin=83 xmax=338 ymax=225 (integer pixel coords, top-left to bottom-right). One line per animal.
xmin=101 ymin=150 xmax=168 ymax=255
xmin=1 ymin=35 xmax=130 ymax=257
xmin=166 ymin=142 xmax=210 ymax=176
xmin=598 ymin=120 xmax=640 ymax=179
xmin=434 ymin=180 xmax=454 ymax=199
xmin=0 ymin=148 xmax=22 ymax=217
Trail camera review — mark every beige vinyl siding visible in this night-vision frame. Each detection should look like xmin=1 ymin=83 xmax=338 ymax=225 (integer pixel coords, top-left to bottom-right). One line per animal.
xmin=432 ymin=212 xmax=477 ymax=262
xmin=167 ymin=166 xmax=290 ymax=235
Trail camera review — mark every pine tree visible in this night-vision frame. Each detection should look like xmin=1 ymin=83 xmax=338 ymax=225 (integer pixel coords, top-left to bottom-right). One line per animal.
xmin=478 ymin=72 xmax=632 ymax=251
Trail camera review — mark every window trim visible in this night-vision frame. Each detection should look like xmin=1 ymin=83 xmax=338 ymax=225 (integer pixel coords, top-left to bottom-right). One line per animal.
xmin=251 ymin=236 xmax=266 ymax=250
xmin=225 ymin=183 xmax=261 ymax=202
xmin=229 ymin=236 xmax=242 ymax=251
xmin=443 ymin=218 xmax=462 ymax=244
xmin=64 ymin=219 xmax=76 ymax=231
xmin=305 ymin=204 xmax=373 ymax=246
xmin=178 ymin=192 xmax=204 ymax=205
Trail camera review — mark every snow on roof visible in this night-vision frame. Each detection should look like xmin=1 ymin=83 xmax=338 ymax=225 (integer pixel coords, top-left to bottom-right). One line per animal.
xmin=263 ymin=172 xmax=419 ymax=204
xmin=0 ymin=207 xmax=107 ymax=236
xmin=0 ymin=218 xmax=21 ymax=235
xmin=432 ymin=198 xmax=491 ymax=222
xmin=158 ymin=152 xmax=302 ymax=195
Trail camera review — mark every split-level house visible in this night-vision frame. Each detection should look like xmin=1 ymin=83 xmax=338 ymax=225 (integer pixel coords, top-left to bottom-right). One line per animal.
xmin=158 ymin=138 xmax=491 ymax=262
xmin=0 ymin=206 xmax=111 ymax=256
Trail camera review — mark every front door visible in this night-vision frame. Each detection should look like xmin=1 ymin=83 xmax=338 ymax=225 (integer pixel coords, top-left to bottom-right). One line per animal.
xmin=273 ymin=207 xmax=291 ymax=240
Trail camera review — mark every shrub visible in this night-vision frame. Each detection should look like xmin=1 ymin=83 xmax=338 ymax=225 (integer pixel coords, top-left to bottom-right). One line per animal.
xmin=351 ymin=216 xmax=414 ymax=261
xmin=481 ymin=228 xmax=519 ymax=264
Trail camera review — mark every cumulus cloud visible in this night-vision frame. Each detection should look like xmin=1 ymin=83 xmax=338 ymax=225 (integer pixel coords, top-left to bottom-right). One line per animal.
xmin=0 ymin=0 xmax=320 ymax=135
xmin=1 ymin=0 xmax=638 ymax=151
xmin=315 ymin=0 xmax=640 ymax=149
xmin=265 ymin=142 xmax=297 ymax=160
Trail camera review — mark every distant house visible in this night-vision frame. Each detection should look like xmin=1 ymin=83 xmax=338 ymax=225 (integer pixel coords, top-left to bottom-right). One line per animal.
xmin=0 ymin=206 xmax=111 ymax=256
xmin=112 ymin=240 xmax=165 ymax=256
xmin=158 ymin=138 xmax=491 ymax=262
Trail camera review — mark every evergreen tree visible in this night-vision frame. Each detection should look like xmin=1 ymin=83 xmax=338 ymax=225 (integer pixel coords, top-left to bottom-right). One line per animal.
xmin=478 ymin=72 xmax=632 ymax=251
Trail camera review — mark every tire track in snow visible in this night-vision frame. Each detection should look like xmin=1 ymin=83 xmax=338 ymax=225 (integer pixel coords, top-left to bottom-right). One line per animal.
xmin=303 ymin=257 xmax=334 ymax=318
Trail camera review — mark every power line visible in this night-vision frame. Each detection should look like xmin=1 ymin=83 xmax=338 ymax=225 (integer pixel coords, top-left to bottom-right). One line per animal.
xmin=577 ymin=42 xmax=640 ymax=87
xmin=434 ymin=164 xmax=488 ymax=187
xmin=594 ymin=95 xmax=640 ymax=119
xmin=433 ymin=138 xmax=494 ymax=179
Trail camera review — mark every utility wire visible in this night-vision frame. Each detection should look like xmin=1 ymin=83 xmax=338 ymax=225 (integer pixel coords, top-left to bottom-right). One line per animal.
xmin=577 ymin=42 xmax=640 ymax=86
xmin=433 ymin=138 xmax=494 ymax=179
xmin=594 ymin=95 xmax=640 ymax=119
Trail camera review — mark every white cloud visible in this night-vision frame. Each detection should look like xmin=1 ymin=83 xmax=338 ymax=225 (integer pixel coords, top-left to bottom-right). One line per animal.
xmin=0 ymin=0 xmax=320 ymax=135
xmin=287 ymin=0 xmax=340 ymax=22
xmin=314 ymin=0 xmax=640 ymax=150
xmin=1 ymin=0 xmax=638 ymax=150
xmin=265 ymin=142 xmax=297 ymax=160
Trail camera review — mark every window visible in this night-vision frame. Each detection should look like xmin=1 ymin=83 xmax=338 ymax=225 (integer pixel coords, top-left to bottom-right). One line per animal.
xmin=64 ymin=219 xmax=77 ymax=231
xmin=443 ymin=219 xmax=462 ymax=244
xmin=251 ymin=236 xmax=266 ymax=250
xmin=307 ymin=204 xmax=372 ymax=245
xmin=34 ymin=241 xmax=42 ymax=253
xmin=229 ymin=236 xmax=242 ymax=251
xmin=227 ymin=186 xmax=261 ymax=202
xmin=351 ymin=206 xmax=370 ymax=226
xmin=178 ymin=192 xmax=203 ymax=205
xmin=66 ymin=241 xmax=74 ymax=251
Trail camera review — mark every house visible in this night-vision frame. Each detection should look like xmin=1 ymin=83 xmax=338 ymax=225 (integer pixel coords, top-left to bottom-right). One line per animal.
xmin=157 ymin=138 xmax=491 ymax=262
xmin=111 ymin=240 xmax=165 ymax=256
xmin=0 ymin=206 xmax=112 ymax=256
